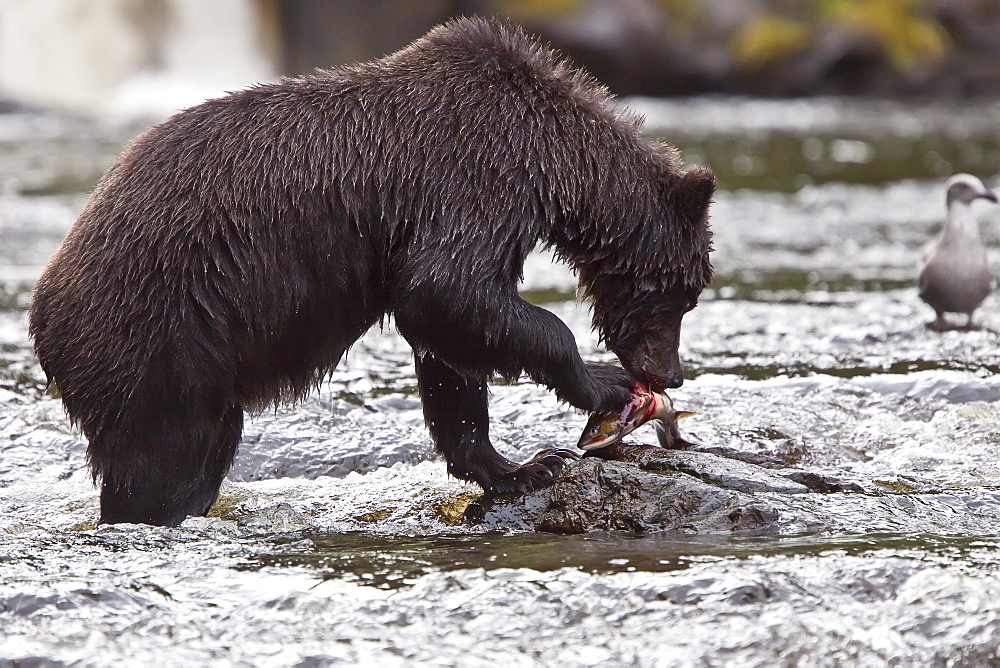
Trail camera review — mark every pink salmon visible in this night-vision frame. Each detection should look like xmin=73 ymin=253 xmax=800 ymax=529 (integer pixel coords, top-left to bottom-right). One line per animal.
xmin=577 ymin=390 xmax=695 ymax=450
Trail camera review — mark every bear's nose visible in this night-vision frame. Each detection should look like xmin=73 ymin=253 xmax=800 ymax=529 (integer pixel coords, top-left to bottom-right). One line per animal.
xmin=646 ymin=369 xmax=685 ymax=390
xmin=663 ymin=370 xmax=684 ymax=389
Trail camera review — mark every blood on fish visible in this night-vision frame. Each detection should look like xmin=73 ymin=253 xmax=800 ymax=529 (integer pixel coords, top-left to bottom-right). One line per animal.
xmin=577 ymin=388 xmax=695 ymax=450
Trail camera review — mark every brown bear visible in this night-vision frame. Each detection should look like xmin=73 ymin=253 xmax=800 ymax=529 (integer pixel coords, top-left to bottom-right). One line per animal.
xmin=29 ymin=17 xmax=715 ymax=527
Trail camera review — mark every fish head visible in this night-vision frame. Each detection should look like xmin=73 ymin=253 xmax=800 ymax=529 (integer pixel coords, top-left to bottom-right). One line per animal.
xmin=577 ymin=391 xmax=657 ymax=450
xmin=577 ymin=411 xmax=626 ymax=450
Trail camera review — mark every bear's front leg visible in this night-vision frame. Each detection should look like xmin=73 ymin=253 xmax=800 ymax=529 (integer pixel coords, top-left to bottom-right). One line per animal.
xmin=414 ymin=352 xmax=578 ymax=493
xmin=396 ymin=284 xmax=635 ymax=414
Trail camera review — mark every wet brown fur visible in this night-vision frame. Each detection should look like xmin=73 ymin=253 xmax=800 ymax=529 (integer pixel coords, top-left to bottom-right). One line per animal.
xmin=29 ymin=18 xmax=714 ymax=526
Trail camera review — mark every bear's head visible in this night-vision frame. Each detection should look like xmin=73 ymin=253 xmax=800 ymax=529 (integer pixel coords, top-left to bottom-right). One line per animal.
xmin=582 ymin=166 xmax=715 ymax=391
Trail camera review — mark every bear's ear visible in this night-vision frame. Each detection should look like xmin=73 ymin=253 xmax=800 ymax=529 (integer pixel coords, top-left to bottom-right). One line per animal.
xmin=674 ymin=166 xmax=716 ymax=226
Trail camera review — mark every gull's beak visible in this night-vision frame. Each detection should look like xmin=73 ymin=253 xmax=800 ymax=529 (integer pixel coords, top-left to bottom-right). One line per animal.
xmin=675 ymin=411 xmax=697 ymax=420
xmin=981 ymin=190 xmax=998 ymax=203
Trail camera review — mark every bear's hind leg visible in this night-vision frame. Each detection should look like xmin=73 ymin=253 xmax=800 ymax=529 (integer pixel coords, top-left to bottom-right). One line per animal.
xmin=414 ymin=352 xmax=577 ymax=494
xmin=95 ymin=404 xmax=243 ymax=527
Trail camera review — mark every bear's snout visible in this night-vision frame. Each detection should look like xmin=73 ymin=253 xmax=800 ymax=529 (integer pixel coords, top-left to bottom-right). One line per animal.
xmin=658 ymin=369 xmax=685 ymax=389
xmin=626 ymin=333 xmax=685 ymax=391
xmin=641 ymin=366 xmax=684 ymax=391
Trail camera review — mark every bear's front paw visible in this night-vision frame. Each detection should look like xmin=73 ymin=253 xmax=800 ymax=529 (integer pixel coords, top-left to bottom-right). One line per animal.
xmin=486 ymin=448 xmax=579 ymax=494
xmin=583 ymin=363 xmax=635 ymax=412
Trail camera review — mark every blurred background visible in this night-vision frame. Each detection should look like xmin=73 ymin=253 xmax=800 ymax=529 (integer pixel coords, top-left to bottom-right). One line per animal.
xmin=2 ymin=0 xmax=1000 ymax=120
xmin=0 ymin=0 xmax=997 ymax=198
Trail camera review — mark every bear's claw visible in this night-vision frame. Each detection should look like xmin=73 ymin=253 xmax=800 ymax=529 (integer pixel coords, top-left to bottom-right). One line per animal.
xmin=487 ymin=448 xmax=579 ymax=494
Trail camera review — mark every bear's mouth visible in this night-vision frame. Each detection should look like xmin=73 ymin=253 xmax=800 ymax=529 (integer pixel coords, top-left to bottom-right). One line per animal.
xmin=641 ymin=371 xmax=666 ymax=393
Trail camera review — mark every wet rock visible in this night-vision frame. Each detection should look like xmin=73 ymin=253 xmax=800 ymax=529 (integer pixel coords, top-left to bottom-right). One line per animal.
xmin=237 ymin=503 xmax=315 ymax=534
xmin=179 ymin=516 xmax=242 ymax=538
xmin=778 ymin=470 xmax=865 ymax=494
xmin=465 ymin=443 xmax=1000 ymax=535
xmin=466 ymin=444 xmax=783 ymax=534
xmin=689 ymin=445 xmax=790 ymax=469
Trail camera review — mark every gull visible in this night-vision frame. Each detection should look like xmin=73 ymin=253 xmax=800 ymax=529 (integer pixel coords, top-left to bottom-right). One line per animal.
xmin=919 ymin=173 xmax=997 ymax=330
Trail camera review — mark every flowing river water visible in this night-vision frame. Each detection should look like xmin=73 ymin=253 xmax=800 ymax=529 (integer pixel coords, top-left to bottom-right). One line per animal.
xmin=2 ymin=97 xmax=1000 ymax=666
